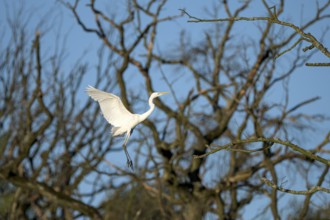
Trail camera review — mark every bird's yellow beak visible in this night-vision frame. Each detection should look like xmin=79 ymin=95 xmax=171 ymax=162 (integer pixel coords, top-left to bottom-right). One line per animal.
xmin=159 ymin=92 xmax=169 ymax=95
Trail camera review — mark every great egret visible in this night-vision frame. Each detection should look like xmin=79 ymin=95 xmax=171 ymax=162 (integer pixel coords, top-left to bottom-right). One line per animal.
xmin=86 ymin=86 xmax=168 ymax=170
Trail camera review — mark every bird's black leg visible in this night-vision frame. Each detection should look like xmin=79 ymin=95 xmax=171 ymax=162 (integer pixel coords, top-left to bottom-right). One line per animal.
xmin=123 ymin=143 xmax=134 ymax=171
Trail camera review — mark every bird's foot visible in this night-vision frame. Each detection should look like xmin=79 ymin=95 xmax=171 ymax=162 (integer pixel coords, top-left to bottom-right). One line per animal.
xmin=127 ymin=159 xmax=134 ymax=171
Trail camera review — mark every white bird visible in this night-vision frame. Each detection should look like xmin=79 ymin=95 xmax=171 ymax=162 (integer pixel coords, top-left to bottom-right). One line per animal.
xmin=86 ymin=86 xmax=168 ymax=170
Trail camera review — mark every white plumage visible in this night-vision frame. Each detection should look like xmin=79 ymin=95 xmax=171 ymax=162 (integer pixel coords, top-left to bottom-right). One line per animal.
xmin=86 ymin=85 xmax=168 ymax=170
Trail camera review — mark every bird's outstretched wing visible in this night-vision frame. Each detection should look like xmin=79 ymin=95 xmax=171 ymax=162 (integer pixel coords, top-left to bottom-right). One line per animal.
xmin=86 ymin=86 xmax=134 ymax=127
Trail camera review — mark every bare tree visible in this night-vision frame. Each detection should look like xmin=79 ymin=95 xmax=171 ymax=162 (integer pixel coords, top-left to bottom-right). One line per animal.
xmin=0 ymin=3 xmax=118 ymax=219
xmin=1 ymin=0 xmax=329 ymax=219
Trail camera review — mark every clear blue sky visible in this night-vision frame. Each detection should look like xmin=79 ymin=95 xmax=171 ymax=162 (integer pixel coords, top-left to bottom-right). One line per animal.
xmin=1 ymin=0 xmax=329 ymax=219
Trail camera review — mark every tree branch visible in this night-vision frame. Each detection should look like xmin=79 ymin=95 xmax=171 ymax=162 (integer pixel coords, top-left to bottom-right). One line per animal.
xmin=180 ymin=6 xmax=330 ymax=66
xmin=261 ymin=177 xmax=330 ymax=195
xmin=0 ymin=172 xmax=103 ymax=220
xmin=194 ymin=137 xmax=330 ymax=166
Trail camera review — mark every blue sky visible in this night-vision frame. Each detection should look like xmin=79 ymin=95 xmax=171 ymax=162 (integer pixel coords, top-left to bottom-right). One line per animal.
xmin=2 ymin=0 xmax=328 ymax=115
xmin=1 ymin=0 xmax=329 ymax=219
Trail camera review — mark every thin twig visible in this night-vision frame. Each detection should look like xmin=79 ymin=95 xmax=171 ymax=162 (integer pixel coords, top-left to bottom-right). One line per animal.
xmin=306 ymin=63 xmax=330 ymax=67
xmin=261 ymin=177 xmax=330 ymax=195
xmin=193 ymin=137 xmax=330 ymax=166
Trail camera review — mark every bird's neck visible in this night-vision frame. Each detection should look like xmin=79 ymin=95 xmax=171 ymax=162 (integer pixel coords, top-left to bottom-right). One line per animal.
xmin=139 ymin=99 xmax=155 ymax=122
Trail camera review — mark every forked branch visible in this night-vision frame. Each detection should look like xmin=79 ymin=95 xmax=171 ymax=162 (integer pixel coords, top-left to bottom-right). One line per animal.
xmin=194 ymin=137 xmax=330 ymax=167
xmin=261 ymin=177 xmax=330 ymax=195
xmin=180 ymin=1 xmax=330 ymax=67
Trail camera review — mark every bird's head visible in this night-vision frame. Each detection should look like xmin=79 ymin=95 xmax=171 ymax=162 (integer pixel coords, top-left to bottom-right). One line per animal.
xmin=150 ymin=91 xmax=168 ymax=100
xmin=154 ymin=91 xmax=168 ymax=97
